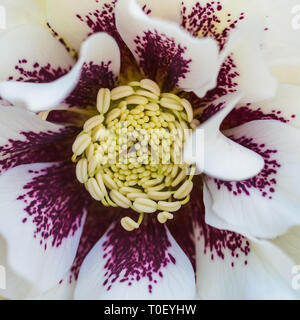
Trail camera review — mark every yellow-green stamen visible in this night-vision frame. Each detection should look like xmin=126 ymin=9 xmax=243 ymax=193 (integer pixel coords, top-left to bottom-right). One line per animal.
xmin=72 ymin=79 xmax=198 ymax=231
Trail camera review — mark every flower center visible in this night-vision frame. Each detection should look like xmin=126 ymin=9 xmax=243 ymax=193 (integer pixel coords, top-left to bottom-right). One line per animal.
xmin=72 ymin=79 xmax=199 ymax=231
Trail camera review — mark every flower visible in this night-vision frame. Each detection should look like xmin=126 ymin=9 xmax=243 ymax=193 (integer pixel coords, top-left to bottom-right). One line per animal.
xmin=0 ymin=0 xmax=299 ymax=300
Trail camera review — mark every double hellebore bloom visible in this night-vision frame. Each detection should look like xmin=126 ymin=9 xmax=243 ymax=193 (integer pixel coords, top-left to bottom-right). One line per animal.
xmin=0 ymin=0 xmax=300 ymax=299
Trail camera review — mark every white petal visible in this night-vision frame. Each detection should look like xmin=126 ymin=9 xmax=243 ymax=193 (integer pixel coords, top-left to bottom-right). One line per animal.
xmin=205 ymin=119 xmax=300 ymax=238
xmin=270 ymin=59 xmax=300 ymax=86
xmin=74 ymin=221 xmax=196 ymax=300
xmin=116 ymin=0 xmax=220 ymax=94
xmin=28 ymin=272 xmax=76 ymax=300
xmin=259 ymin=0 xmax=300 ymax=63
xmin=0 ymin=25 xmax=74 ymax=83
xmin=0 ymin=26 xmax=120 ymax=112
xmin=272 ymin=227 xmax=300 ymax=265
xmin=184 ymin=93 xmax=264 ymax=181
xmin=194 ymin=221 xmax=300 ymax=299
xmin=0 ymin=162 xmax=88 ymax=291
xmin=0 ymin=235 xmax=40 ymax=299
xmin=223 ymin=18 xmax=277 ymax=103
xmin=230 ymin=84 xmax=300 ymax=129
xmin=0 ymin=0 xmax=46 ymax=36
xmin=0 ymin=106 xmax=75 ymax=174
xmin=137 ymin=0 xmax=181 ymax=22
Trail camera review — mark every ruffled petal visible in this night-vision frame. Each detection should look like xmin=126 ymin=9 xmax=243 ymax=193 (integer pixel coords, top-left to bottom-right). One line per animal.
xmin=194 ymin=220 xmax=300 ymax=299
xmin=0 ymin=107 xmax=77 ymax=174
xmin=180 ymin=1 xmax=277 ymax=103
xmin=184 ymin=93 xmax=264 ymax=181
xmin=115 ymin=0 xmax=220 ymax=93
xmin=0 ymin=161 xmax=89 ymax=291
xmin=0 ymin=26 xmax=120 ymax=111
xmin=74 ymin=220 xmax=196 ymax=300
xmin=46 ymin=0 xmax=182 ymax=52
xmin=205 ymin=119 xmax=300 ymax=238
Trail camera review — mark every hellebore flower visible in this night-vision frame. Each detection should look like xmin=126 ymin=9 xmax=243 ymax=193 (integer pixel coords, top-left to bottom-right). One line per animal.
xmin=0 ymin=0 xmax=299 ymax=300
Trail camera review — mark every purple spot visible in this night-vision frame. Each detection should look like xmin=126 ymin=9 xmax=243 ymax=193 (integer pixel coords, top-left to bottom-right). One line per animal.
xmin=181 ymin=1 xmax=244 ymax=50
xmin=76 ymin=0 xmax=135 ymax=71
xmin=0 ymin=128 xmax=78 ymax=174
xmin=64 ymin=61 xmax=116 ymax=108
xmin=17 ymin=161 xmax=90 ymax=248
xmin=214 ymin=135 xmax=280 ymax=198
xmin=190 ymin=185 xmax=250 ymax=266
xmin=202 ymin=55 xmax=239 ymax=105
xmin=68 ymin=204 xmax=122 ymax=283
xmin=222 ymin=105 xmax=291 ymax=129
xmin=9 ymin=61 xmax=70 ymax=83
xmin=134 ymin=30 xmax=191 ymax=91
xmin=102 ymin=219 xmax=176 ymax=294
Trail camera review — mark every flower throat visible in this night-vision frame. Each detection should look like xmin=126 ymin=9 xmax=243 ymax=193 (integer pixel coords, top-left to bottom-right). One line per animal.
xmin=72 ymin=79 xmax=199 ymax=231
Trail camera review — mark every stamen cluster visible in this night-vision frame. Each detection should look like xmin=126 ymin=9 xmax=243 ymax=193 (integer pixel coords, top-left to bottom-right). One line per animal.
xmin=72 ymin=79 xmax=198 ymax=231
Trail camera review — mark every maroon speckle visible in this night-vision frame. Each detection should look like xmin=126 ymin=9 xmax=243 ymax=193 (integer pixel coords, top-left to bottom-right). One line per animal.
xmin=65 ymin=61 xmax=116 ymax=108
xmin=214 ymin=135 xmax=280 ymax=198
xmin=134 ymin=30 xmax=191 ymax=91
xmin=190 ymin=187 xmax=250 ymax=265
xmin=203 ymin=55 xmax=239 ymax=105
xmin=0 ymin=128 xmax=78 ymax=174
xmin=181 ymin=1 xmax=244 ymax=50
xmin=9 ymin=60 xmax=69 ymax=83
xmin=17 ymin=161 xmax=90 ymax=248
xmin=76 ymin=0 xmax=135 ymax=71
xmin=168 ymin=204 xmax=196 ymax=270
xmin=101 ymin=219 xmax=176 ymax=294
xmin=68 ymin=204 xmax=123 ymax=283
xmin=222 ymin=105 xmax=292 ymax=129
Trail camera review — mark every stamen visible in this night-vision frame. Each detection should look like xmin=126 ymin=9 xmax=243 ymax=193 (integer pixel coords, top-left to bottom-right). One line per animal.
xmin=72 ymin=79 xmax=199 ymax=231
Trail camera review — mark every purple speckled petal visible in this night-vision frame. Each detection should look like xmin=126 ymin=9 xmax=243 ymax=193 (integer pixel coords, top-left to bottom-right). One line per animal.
xmin=195 ymin=218 xmax=299 ymax=299
xmin=184 ymin=93 xmax=264 ymax=181
xmin=0 ymin=161 xmax=90 ymax=291
xmin=181 ymin=1 xmax=277 ymax=103
xmin=204 ymin=119 xmax=300 ymax=238
xmin=115 ymin=0 xmax=220 ymax=93
xmin=0 ymin=25 xmax=74 ymax=83
xmin=0 ymin=107 xmax=77 ymax=174
xmin=222 ymin=84 xmax=300 ymax=130
xmin=186 ymin=187 xmax=300 ymax=299
xmin=46 ymin=0 xmax=180 ymax=52
xmin=0 ymin=26 xmax=120 ymax=111
xmin=74 ymin=218 xmax=196 ymax=299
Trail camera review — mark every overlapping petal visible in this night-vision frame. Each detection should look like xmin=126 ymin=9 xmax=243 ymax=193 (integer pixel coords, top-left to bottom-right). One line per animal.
xmin=184 ymin=93 xmax=264 ymax=181
xmin=0 ymin=162 xmax=88 ymax=291
xmin=195 ymin=222 xmax=300 ymax=299
xmin=0 ymin=26 xmax=120 ymax=111
xmin=74 ymin=221 xmax=196 ymax=300
xmin=0 ymin=107 xmax=76 ymax=174
xmin=116 ymin=0 xmax=220 ymax=94
xmin=204 ymin=120 xmax=300 ymax=238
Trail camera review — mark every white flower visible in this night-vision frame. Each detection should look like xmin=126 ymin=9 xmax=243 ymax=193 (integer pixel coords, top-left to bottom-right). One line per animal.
xmin=0 ymin=0 xmax=299 ymax=300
